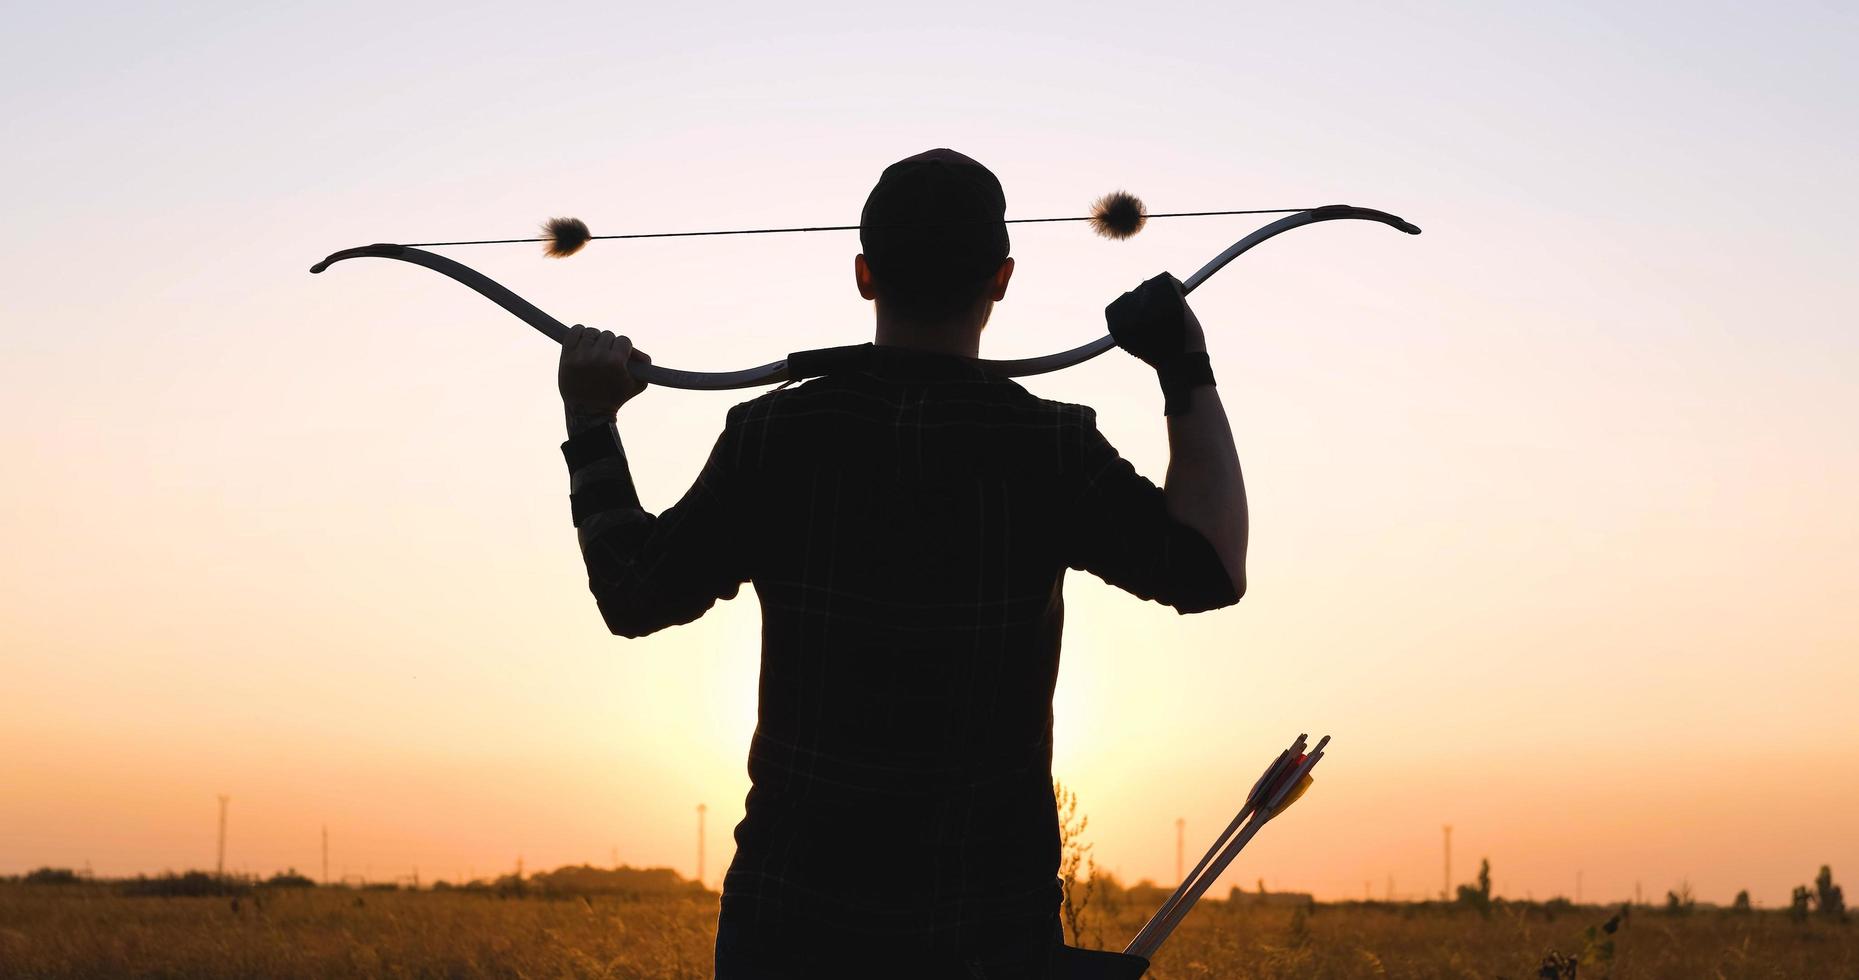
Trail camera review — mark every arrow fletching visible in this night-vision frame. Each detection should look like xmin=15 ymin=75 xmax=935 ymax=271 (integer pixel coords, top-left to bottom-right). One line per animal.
xmin=1123 ymin=733 xmax=1332 ymax=963
xmin=1266 ymin=772 xmax=1315 ymax=819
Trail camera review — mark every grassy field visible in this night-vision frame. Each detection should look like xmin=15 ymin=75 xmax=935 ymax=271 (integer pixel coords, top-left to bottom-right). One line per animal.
xmin=1 ymin=882 xmax=1855 ymax=979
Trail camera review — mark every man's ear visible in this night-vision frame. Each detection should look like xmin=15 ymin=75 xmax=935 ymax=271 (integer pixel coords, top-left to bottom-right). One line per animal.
xmin=988 ymin=257 xmax=1015 ymax=301
xmin=854 ymin=254 xmax=879 ymax=301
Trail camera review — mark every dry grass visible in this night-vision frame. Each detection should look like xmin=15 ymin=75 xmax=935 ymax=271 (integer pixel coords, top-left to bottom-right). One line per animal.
xmin=0 ymin=884 xmax=716 ymax=979
xmin=1 ymin=883 xmax=1855 ymax=979
xmin=1118 ymin=900 xmax=1858 ymax=979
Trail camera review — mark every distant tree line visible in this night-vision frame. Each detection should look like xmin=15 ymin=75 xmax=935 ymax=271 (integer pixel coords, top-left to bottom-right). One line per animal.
xmin=6 ymin=863 xmax=705 ymax=900
xmin=1427 ymin=857 xmax=1847 ymax=925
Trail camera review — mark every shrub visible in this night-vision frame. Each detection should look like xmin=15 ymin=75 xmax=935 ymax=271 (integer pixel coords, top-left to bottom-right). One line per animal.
xmin=264 ymin=869 xmax=316 ymax=889
xmin=1054 ymin=780 xmax=1098 ymax=947
xmin=1579 ymin=911 xmax=1621 ymax=971
xmin=120 ymin=872 xmax=248 ymax=897
xmin=1456 ymin=859 xmax=1493 ymax=915
xmin=526 ymin=865 xmax=704 ymax=899
xmin=1792 ymin=886 xmax=1814 ymax=924
xmin=1816 ymin=866 xmax=1846 ymax=923
xmin=23 ymin=868 xmax=80 ymax=885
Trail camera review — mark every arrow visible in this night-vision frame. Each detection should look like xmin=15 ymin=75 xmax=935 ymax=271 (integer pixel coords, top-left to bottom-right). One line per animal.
xmin=1124 ymin=733 xmax=1330 ymax=961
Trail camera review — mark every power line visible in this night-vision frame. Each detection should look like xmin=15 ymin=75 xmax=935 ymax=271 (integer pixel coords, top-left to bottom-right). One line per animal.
xmin=1442 ymin=825 xmax=1452 ymax=901
xmin=1175 ymin=818 xmax=1186 ymax=886
xmin=216 ymin=795 xmax=229 ymax=878
xmin=696 ymin=804 xmax=708 ymax=887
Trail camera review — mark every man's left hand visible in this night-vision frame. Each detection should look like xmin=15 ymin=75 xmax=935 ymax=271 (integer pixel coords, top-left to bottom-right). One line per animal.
xmin=559 ymin=325 xmax=651 ymax=415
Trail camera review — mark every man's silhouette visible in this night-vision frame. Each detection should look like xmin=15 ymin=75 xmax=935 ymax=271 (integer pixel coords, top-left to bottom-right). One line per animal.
xmin=555 ymin=149 xmax=1247 ymax=979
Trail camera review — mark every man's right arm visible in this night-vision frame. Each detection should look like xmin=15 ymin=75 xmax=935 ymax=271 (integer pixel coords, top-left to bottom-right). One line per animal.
xmin=1162 ymin=383 xmax=1248 ymax=599
xmin=1100 ymin=273 xmax=1248 ymax=601
xmin=1065 ymin=411 xmax=1241 ymax=614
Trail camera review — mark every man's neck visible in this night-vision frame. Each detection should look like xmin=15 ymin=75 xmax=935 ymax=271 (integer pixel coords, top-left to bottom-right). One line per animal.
xmin=872 ymin=312 xmax=985 ymax=359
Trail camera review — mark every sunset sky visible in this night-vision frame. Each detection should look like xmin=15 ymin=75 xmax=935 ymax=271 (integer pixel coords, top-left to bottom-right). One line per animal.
xmin=3 ymin=2 xmax=1855 ymax=906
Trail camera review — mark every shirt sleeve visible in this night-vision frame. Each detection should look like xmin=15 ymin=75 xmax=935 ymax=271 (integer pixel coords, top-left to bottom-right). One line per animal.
xmin=1063 ymin=411 xmax=1240 ymax=614
xmin=560 ymin=416 xmax=749 ymax=637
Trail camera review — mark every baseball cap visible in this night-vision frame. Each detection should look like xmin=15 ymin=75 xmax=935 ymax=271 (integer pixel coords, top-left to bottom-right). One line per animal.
xmin=859 ymin=149 xmax=1011 ymax=287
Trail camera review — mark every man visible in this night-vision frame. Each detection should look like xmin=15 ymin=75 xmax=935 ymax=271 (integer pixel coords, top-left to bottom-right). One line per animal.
xmin=555 ymin=149 xmax=1247 ymax=978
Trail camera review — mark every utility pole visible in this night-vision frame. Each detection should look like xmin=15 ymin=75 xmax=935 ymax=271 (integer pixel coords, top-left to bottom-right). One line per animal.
xmin=1175 ymin=818 xmax=1185 ymax=885
xmin=697 ymin=804 xmax=707 ymax=886
xmin=1442 ymin=825 xmax=1452 ymax=901
xmin=1577 ymin=870 xmax=1583 ymax=905
xmin=1386 ymin=874 xmax=1394 ymax=902
xmin=216 ymin=795 xmax=229 ymax=878
xmin=1635 ymin=880 xmax=1642 ymax=906
xmin=321 ymin=825 xmax=329 ymax=885
xmin=611 ymin=845 xmax=619 ymax=870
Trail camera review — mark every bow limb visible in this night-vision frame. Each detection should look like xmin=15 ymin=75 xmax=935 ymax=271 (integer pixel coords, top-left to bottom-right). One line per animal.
xmin=309 ymin=204 xmax=1418 ymax=390
xmin=309 ymin=244 xmax=792 ymax=390
xmin=976 ymin=205 xmax=1421 ymax=379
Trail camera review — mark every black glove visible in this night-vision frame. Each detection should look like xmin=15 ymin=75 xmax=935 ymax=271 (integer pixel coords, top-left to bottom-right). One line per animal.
xmin=1105 ymin=273 xmax=1215 ymax=416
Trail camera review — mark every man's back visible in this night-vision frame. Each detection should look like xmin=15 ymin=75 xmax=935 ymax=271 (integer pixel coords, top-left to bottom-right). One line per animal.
xmin=730 ymin=346 xmax=1094 ymax=955
xmin=565 ymin=344 xmax=1237 ymax=967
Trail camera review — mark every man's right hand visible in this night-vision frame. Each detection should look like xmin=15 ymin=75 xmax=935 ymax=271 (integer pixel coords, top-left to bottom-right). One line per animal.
xmin=1105 ymin=272 xmax=1206 ymax=368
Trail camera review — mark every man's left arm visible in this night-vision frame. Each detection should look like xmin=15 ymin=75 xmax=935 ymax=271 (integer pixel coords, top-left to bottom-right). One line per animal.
xmin=558 ymin=327 xmax=747 ymax=638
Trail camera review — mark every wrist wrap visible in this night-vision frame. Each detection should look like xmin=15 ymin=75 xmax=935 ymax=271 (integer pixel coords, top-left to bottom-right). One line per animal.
xmin=1156 ymin=352 xmax=1216 ymax=416
xmin=561 ymin=419 xmax=623 ymax=471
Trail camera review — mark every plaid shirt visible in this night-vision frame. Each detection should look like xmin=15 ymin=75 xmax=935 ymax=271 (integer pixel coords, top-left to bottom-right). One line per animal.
xmin=561 ymin=343 xmax=1237 ymax=963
